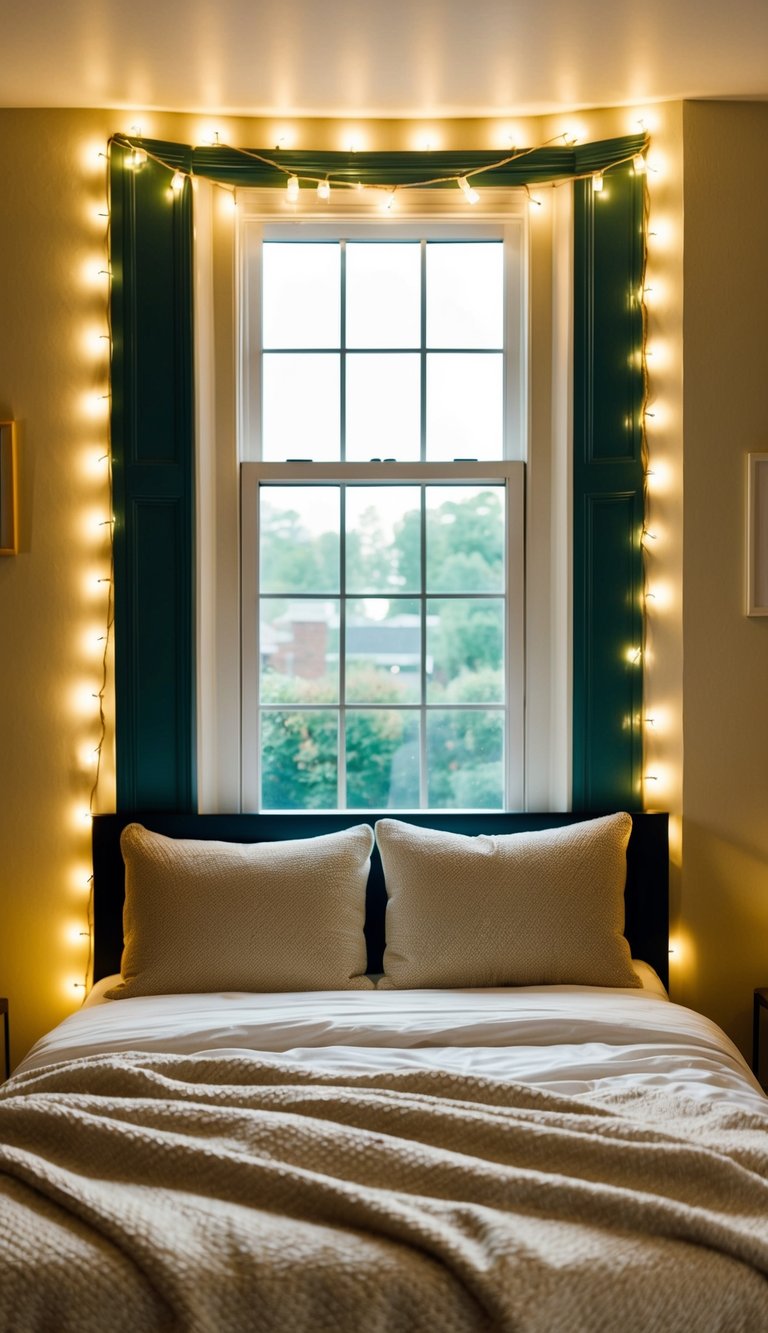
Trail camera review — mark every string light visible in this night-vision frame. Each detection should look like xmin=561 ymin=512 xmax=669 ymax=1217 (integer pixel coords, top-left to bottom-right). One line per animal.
xmin=67 ymin=138 xmax=119 ymax=1005
xmin=457 ymin=176 xmax=480 ymax=205
xmin=635 ymin=155 xmax=674 ymax=813
xmin=170 ymin=171 xmax=185 ymax=192
xmin=103 ymin=125 xmax=659 ymax=892
xmin=110 ymin=130 xmax=649 ymax=211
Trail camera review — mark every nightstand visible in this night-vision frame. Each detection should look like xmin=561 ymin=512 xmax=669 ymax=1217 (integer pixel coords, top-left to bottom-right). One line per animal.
xmin=0 ymin=999 xmax=8 ymax=1081
xmin=753 ymin=988 xmax=768 ymax=1084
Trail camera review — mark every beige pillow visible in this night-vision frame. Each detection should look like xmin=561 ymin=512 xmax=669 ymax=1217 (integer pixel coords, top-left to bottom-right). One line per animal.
xmin=106 ymin=823 xmax=375 ymax=998
xmin=375 ymin=813 xmax=639 ymax=989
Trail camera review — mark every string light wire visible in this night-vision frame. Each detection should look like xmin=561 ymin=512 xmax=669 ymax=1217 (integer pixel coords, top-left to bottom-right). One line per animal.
xmin=110 ymin=131 xmax=649 ymax=205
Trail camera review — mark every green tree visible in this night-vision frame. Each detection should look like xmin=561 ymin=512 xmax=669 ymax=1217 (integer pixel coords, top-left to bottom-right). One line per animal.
xmin=260 ymin=501 xmax=339 ymax=594
xmin=261 ymin=668 xmax=410 ymax=809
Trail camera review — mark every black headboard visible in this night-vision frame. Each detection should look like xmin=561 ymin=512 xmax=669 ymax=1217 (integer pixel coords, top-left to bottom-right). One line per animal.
xmin=92 ymin=811 xmax=669 ymax=988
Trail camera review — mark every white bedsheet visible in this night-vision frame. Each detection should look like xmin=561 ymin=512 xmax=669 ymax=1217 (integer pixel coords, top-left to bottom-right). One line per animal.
xmin=17 ymin=974 xmax=764 ymax=1113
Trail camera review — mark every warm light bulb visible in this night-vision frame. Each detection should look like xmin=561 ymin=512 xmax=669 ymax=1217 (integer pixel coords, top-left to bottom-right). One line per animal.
xmin=129 ymin=148 xmax=147 ymax=169
xmin=457 ymin=177 xmax=480 ymax=205
xmin=633 ymin=153 xmax=647 ymax=175
xmin=592 ymin=173 xmax=604 ymax=193
xmin=646 ymin=581 xmax=673 ymax=611
xmin=645 ymin=459 xmax=672 ymax=494
xmin=170 ymin=172 xmax=185 ymax=192
xmin=286 ymin=175 xmax=300 ymax=202
xmin=68 ymin=864 xmax=93 ymax=893
xmin=317 ymin=180 xmax=330 ymax=201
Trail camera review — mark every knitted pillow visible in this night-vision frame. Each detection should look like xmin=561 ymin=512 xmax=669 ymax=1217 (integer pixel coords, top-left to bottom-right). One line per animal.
xmin=106 ymin=822 xmax=374 ymax=998
xmin=375 ymin=813 xmax=639 ymax=989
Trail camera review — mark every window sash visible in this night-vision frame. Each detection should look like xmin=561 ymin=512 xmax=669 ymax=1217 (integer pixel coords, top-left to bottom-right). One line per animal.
xmin=239 ymin=209 xmax=527 ymax=467
xmin=241 ymin=460 xmax=525 ymax=811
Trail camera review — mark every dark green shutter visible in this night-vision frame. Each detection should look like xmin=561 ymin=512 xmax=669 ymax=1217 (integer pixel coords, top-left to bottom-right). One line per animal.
xmin=110 ymin=146 xmax=196 ymax=810
xmin=572 ymin=164 xmax=645 ymax=808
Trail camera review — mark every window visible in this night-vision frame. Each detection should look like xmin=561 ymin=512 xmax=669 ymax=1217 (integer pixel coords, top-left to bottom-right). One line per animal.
xmin=239 ymin=207 xmax=528 ymax=811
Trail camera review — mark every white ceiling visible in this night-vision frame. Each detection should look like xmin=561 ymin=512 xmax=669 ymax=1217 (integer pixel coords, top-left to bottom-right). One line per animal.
xmin=2 ymin=0 xmax=767 ymax=118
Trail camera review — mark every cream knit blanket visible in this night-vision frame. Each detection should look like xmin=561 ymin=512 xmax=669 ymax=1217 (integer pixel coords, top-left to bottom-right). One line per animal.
xmin=1 ymin=1052 xmax=767 ymax=1332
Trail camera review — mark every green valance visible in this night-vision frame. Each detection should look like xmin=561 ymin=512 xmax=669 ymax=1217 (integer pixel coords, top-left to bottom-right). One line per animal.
xmin=111 ymin=132 xmax=648 ymax=190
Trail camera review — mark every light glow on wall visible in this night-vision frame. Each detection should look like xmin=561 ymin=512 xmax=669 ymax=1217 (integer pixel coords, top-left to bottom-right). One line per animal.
xmin=339 ymin=127 xmax=370 ymax=153
xmin=57 ymin=138 xmax=118 ymax=1005
xmin=409 ymin=127 xmax=443 ymax=152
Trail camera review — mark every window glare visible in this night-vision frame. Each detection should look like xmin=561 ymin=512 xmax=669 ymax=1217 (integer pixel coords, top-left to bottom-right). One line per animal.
xmin=346 ymin=353 xmax=420 ymax=461
xmin=426 ymin=354 xmax=504 ymax=461
xmin=346 ymin=243 xmax=421 ymax=349
xmin=262 ymin=243 xmax=340 ymax=349
xmin=262 ymin=353 xmax=340 ymax=461
xmin=427 ymin=242 xmax=503 ymax=349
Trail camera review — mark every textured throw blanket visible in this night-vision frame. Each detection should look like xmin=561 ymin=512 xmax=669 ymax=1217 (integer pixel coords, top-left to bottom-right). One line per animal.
xmin=1 ymin=1052 xmax=768 ymax=1332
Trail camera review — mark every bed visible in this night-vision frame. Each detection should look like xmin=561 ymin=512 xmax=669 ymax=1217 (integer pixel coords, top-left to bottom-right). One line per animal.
xmin=2 ymin=809 xmax=767 ymax=1332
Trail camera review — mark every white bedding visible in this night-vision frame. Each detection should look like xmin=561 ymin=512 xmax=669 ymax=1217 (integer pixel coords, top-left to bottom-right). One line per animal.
xmin=17 ymin=970 xmax=764 ymax=1112
xmin=6 ymin=971 xmax=768 ymax=1332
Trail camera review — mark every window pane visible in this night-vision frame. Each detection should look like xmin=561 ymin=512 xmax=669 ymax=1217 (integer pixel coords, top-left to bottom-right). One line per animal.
xmin=346 ymin=486 xmax=421 ymax=595
xmin=427 ymin=599 xmax=504 ymax=703
xmin=262 ymin=353 xmax=340 ymax=461
xmin=346 ymin=709 xmax=420 ymax=808
xmin=260 ymin=486 xmax=340 ymax=595
xmin=263 ymin=243 xmax=340 ymax=349
xmin=426 ymin=242 xmax=503 ymax=349
xmin=426 ymin=710 xmax=504 ymax=809
xmin=346 ymin=353 xmax=420 ymax=462
xmin=426 ymin=486 xmax=505 ymax=593
xmin=260 ymin=599 xmax=338 ymax=703
xmin=426 ymin=353 xmax=503 ymax=460
xmin=346 ymin=243 xmax=420 ymax=348
xmin=260 ymin=710 xmax=338 ymax=809
xmin=346 ymin=599 xmax=420 ymax=703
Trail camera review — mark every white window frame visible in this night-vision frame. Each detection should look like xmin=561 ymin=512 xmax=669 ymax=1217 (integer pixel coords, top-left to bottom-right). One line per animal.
xmin=193 ymin=182 xmax=573 ymax=813
xmin=239 ymin=194 xmax=526 ymax=812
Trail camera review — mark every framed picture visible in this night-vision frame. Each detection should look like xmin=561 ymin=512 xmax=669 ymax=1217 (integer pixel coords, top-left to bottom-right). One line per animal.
xmin=0 ymin=421 xmax=18 ymax=556
xmin=746 ymin=452 xmax=768 ymax=616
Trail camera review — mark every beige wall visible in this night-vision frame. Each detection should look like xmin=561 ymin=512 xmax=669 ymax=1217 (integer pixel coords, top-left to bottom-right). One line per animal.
xmin=0 ymin=100 xmax=759 ymax=1068
xmin=678 ymin=101 xmax=768 ymax=1054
